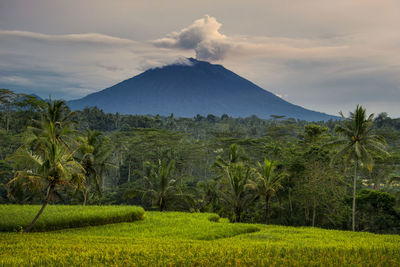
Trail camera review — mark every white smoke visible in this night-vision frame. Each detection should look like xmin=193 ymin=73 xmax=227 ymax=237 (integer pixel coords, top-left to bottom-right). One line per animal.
xmin=153 ymin=15 xmax=232 ymax=61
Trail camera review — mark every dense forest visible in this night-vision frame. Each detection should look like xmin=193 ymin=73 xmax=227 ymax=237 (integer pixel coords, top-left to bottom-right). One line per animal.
xmin=1 ymin=89 xmax=399 ymax=234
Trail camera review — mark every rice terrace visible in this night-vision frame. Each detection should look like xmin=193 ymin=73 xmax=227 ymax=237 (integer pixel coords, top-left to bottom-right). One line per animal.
xmin=1 ymin=1 xmax=400 ymax=266
xmin=1 ymin=206 xmax=399 ymax=266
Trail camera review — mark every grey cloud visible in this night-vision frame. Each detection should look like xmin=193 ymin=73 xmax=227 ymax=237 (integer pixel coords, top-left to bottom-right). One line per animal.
xmin=136 ymin=56 xmax=194 ymax=71
xmin=233 ymin=57 xmax=400 ymax=117
xmin=0 ymin=30 xmax=136 ymax=46
xmin=0 ymin=29 xmax=190 ymax=99
xmin=1 ymin=3 xmax=400 ymax=117
xmin=152 ymin=15 xmax=351 ymax=61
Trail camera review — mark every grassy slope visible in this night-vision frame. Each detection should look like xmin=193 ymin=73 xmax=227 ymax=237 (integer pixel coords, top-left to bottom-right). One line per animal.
xmin=1 ymin=211 xmax=399 ymax=266
xmin=0 ymin=205 xmax=145 ymax=232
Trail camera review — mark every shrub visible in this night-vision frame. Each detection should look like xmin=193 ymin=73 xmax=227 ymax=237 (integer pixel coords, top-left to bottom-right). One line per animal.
xmin=208 ymin=213 xmax=220 ymax=222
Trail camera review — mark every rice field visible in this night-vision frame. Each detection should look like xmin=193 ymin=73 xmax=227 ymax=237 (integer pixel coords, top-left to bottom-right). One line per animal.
xmin=0 ymin=204 xmax=145 ymax=232
xmin=0 ymin=206 xmax=399 ymax=266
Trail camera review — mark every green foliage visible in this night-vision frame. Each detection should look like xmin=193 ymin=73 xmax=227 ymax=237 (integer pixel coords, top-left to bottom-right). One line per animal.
xmin=208 ymin=213 xmax=221 ymax=222
xmin=76 ymin=129 xmax=114 ymax=204
xmin=214 ymin=144 xmax=256 ymax=222
xmin=126 ymin=159 xmax=193 ymax=211
xmin=333 ymin=105 xmax=389 ymax=170
xmin=1 ymin=91 xmax=400 ymax=234
xmin=254 ymin=159 xmax=287 ymax=223
xmin=332 ymin=105 xmax=389 ymax=231
xmin=356 ymin=189 xmax=400 ymax=233
xmin=6 ymin=99 xmax=85 ymax=231
xmin=0 ymin=204 xmax=145 ymax=232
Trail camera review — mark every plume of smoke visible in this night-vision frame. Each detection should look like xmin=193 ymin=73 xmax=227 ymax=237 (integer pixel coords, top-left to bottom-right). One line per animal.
xmin=153 ymin=15 xmax=231 ymax=61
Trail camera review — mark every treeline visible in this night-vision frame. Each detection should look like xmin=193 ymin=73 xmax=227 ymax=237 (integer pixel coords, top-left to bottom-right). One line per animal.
xmin=0 ymin=89 xmax=400 ymax=233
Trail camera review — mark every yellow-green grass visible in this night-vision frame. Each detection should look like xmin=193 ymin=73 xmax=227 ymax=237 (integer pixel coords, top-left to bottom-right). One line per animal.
xmin=1 ymin=211 xmax=399 ymax=266
xmin=0 ymin=205 xmax=145 ymax=232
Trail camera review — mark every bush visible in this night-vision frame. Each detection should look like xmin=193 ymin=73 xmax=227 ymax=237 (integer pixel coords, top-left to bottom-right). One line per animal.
xmin=356 ymin=189 xmax=400 ymax=233
xmin=208 ymin=213 xmax=220 ymax=222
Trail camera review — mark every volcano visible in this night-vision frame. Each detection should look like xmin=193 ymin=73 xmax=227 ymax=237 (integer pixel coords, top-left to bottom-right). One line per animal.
xmin=68 ymin=58 xmax=336 ymax=121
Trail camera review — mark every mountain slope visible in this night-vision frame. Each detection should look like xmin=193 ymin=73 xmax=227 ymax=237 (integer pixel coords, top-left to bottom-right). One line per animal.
xmin=68 ymin=58 xmax=336 ymax=121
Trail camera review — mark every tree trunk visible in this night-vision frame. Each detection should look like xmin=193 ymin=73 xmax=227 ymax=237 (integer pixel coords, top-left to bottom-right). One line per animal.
xmin=288 ymin=188 xmax=293 ymax=214
xmin=265 ymin=195 xmax=270 ymax=224
xmin=305 ymin=206 xmax=309 ymax=223
xmin=83 ymin=189 xmax=88 ymax=206
xmin=117 ymin=160 xmax=121 ymax=184
xmin=24 ymin=185 xmax=54 ymax=232
xmin=82 ymin=177 xmax=90 ymax=205
xmin=128 ymin=162 xmax=131 ymax=183
xmin=234 ymin=206 xmax=241 ymax=223
xmin=312 ymin=196 xmax=316 ymax=227
xmin=352 ymin=160 xmax=358 ymax=231
xmin=236 ymin=210 xmax=241 ymax=223
xmin=102 ymin=171 xmax=106 ymax=190
xmin=159 ymin=199 xmax=165 ymax=212
xmin=6 ymin=103 xmax=10 ymax=133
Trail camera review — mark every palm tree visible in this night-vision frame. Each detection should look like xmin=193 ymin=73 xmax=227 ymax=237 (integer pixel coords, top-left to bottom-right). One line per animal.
xmin=7 ymin=99 xmax=84 ymax=232
xmin=8 ymin=141 xmax=84 ymax=232
xmin=27 ymin=99 xmax=78 ymax=150
xmin=214 ymin=144 xmax=255 ymax=222
xmin=219 ymin=162 xmax=256 ymax=222
xmin=0 ymin=89 xmax=17 ymax=132
xmin=214 ymin=144 xmax=248 ymax=169
xmin=77 ymin=129 xmax=113 ymax=205
xmin=127 ymin=159 xmax=192 ymax=211
xmin=255 ymin=159 xmax=286 ymax=224
xmin=331 ymin=105 xmax=389 ymax=231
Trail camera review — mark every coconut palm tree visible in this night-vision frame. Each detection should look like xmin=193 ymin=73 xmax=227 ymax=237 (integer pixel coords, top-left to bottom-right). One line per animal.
xmin=8 ymin=140 xmax=84 ymax=232
xmin=77 ymin=129 xmax=113 ymax=205
xmin=331 ymin=105 xmax=389 ymax=231
xmin=26 ymin=99 xmax=78 ymax=153
xmin=0 ymin=89 xmax=17 ymax=132
xmin=255 ymin=159 xmax=287 ymax=224
xmin=218 ymin=162 xmax=256 ymax=222
xmin=214 ymin=144 xmax=255 ymax=222
xmin=127 ymin=159 xmax=192 ymax=211
xmin=214 ymin=144 xmax=248 ymax=169
xmin=7 ymin=99 xmax=84 ymax=232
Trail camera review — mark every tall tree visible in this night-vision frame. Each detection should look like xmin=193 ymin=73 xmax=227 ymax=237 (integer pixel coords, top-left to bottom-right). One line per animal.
xmin=254 ymin=159 xmax=286 ymax=224
xmin=127 ymin=159 xmax=192 ymax=211
xmin=0 ymin=89 xmax=17 ymax=132
xmin=7 ymin=99 xmax=84 ymax=232
xmin=27 ymin=99 xmax=78 ymax=149
xmin=331 ymin=105 xmax=389 ymax=231
xmin=77 ymin=129 xmax=113 ymax=205
xmin=214 ymin=144 xmax=255 ymax=222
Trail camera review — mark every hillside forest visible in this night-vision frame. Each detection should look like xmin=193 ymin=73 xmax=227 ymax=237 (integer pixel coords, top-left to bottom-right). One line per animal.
xmin=1 ymin=89 xmax=400 ymax=234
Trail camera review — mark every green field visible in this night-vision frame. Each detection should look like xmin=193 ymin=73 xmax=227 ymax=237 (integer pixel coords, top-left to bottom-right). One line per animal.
xmin=1 ymin=206 xmax=399 ymax=266
xmin=0 ymin=205 xmax=145 ymax=232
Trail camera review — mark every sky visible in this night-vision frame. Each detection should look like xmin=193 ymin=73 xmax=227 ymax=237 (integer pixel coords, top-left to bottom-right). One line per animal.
xmin=0 ymin=0 xmax=399 ymax=117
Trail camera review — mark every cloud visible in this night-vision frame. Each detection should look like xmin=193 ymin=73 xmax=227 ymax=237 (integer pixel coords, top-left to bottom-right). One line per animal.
xmin=0 ymin=29 xmax=191 ymax=99
xmin=152 ymin=15 xmax=353 ymax=62
xmin=1 ymin=8 xmax=400 ymax=117
xmin=136 ymin=56 xmax=194 ymax=71
xmin=153 ymin=15 xmax=232 ymax=61
xmin=0 ymin=30 xmax=136 ymax=46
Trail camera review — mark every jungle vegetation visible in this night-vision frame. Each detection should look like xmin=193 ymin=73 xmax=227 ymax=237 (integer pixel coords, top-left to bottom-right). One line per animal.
xmin=1 ymin=89 xmax=399 ymax=233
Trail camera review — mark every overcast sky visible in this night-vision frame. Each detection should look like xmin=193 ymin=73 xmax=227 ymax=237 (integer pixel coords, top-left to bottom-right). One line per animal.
xmin=1 ymin=0 xmax=399 ymax=117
